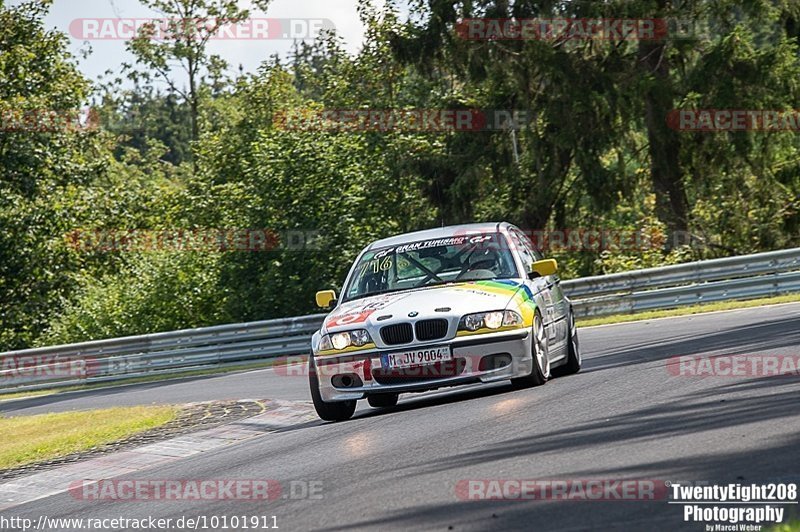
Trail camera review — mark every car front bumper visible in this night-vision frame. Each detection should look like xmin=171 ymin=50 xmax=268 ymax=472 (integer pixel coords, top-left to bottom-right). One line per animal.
xmin=313 ymin=328 xmax=533 ymax=402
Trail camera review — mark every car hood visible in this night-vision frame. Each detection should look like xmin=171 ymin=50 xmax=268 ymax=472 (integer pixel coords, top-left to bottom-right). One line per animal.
xmin=322 ymin=279 xmax=525 ymax=333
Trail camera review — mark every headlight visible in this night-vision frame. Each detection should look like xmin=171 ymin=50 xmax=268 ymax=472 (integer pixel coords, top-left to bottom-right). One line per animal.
xmin=331 ymin=332 xmax=351 ymax=350
xmin=483 ymin=311 xmax=504 ymax=329
xmin=319 ymin=335 xmax=334 ymax=351
xmin=503 ymin=310 xmax=523 ymax=326
xmin=459 ymin=310 xmax=523 ymax=332
xmin=464 ymin=314 xmax=484 ymax=331
xmin=319 ymin=329 xmax=373 ymax=352
xmin=350 ymin=329 xmax=371 ymax=346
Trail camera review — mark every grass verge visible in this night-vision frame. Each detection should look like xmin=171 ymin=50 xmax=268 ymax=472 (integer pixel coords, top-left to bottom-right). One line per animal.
xmin=0 ymin=405 xmax=177 ymax=469
xmin=576 ymin=293 xmax=800 ymax=328
xmin=0 ymin=359 xmax=289 ymax=402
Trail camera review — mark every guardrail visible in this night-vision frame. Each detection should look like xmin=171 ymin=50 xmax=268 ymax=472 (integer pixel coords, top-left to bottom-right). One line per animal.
xmin=1 ymin=247 xmax=798 ymax=394
xmin=0 ymin=316 xmax=325 ymax=393
xmin=564 ymin=247 xmax=800 ymax=317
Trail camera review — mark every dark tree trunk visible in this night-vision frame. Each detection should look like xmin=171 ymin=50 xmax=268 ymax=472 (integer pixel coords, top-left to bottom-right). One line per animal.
xmin=638 ymin=12 xmax=689 ymax=246
xmin=520 ymin=144 xmax=572 ymax=231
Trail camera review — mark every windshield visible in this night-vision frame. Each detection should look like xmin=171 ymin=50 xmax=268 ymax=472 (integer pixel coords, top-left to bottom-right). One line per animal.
xmin=343 ymin=233 xmax=519 ymax=302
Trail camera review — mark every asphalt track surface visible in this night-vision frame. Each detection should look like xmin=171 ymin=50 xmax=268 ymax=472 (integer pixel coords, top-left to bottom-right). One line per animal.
xmin=2 ymin=302 xmax=800 ymax=531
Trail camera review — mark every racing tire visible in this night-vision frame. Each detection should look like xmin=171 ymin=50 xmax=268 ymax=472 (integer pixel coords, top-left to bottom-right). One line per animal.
xmin=309 ymin=361 xmax=356 ymax=422
xmin=367 ymin=393 xmax=399 ymax=408
xmin=511 ymin=311 xmax=550 ymax=388
xmin=552 ymin=308 xmax=581 ymax=377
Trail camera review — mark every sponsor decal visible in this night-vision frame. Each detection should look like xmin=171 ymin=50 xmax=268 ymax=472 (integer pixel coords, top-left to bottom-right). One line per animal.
xmin=394 ymin=236 xmax=477 ymax=254
xmin=453 ymin=280 xmax=535 ymax=325
xmin=324 ymin=294 xmax=407 ymax=329
xmin=326 ymin=310 xmax=377 ymax=328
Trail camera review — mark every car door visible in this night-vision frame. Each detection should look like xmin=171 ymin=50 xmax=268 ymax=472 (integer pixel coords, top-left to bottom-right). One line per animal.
xmin=508 ymin=229 xmax=558 ymax=343
xmin=512 ymin=229 xmax=570 ymax=353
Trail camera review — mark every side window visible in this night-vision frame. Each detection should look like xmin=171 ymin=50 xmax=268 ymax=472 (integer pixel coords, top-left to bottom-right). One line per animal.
xmin=509 ymin=230 xmax=535 ymax=271
xmin=514 ymin=229 xmax=544 ymax=261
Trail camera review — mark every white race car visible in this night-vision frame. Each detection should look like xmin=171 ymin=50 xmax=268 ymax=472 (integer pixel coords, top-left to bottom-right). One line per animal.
xmin=309 ymin=222 xmax=581 ymax=421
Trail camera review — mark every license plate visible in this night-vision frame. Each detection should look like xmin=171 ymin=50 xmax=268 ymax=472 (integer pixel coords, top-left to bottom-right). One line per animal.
xmin=382 ymin=346 xmax=452 ymax=370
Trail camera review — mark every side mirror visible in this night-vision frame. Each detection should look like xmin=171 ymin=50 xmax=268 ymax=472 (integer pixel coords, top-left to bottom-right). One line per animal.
xmin=528 ymin=259 xmax=558 ymax=279
xmin=315 ymin=289 xmax=337 ymax=309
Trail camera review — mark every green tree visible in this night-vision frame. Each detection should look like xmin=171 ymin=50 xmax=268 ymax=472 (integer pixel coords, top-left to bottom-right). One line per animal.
xmin=94 ymin=80 xmax=194 ymax=165
xmin=386 ymin=0 xmax=800 ymax=256
xmin=0 ymin=0 xmax=108 ymax=350
xmin=126 ymin=0 xmax=269 ymax=143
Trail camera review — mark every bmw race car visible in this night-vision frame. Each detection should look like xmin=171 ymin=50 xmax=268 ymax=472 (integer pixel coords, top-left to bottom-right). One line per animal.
xmin=309 ymin=222 xmax=581 ymax=421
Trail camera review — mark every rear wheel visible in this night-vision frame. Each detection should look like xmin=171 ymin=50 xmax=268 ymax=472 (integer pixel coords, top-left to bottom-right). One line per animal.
xmin=309 ymin=360 xmax=356 ymax=422
xmin=553 ymin=308 xmax=581 ymax=377
xmin=511 ymin=312 xmax=550 ymax=387
xmin=367 ymin=393 xmax=399 ymax=408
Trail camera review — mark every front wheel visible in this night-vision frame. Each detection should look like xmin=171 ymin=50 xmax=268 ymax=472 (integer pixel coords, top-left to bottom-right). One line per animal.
xmin=309 ymin=361 xmax=356 ymax=422
xmin=511 ymin=312 xmax=550 ymax=388
xmin=552 ymin=308 xmax=581 ymax=377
